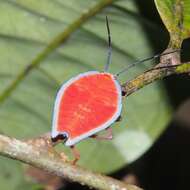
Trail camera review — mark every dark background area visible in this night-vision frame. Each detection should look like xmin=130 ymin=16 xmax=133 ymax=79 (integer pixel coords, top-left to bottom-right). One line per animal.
xmin=62 ymin=0 xmax=190 ymax=189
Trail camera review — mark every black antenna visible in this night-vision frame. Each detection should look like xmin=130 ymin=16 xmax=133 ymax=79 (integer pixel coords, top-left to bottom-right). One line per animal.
xmin=115 ymin=49 xmax=181 ymax=76
xmin=145 ymin=62 xmax=187 ymax=72
xmin=104 ymin=16 xmax=112 ymax=72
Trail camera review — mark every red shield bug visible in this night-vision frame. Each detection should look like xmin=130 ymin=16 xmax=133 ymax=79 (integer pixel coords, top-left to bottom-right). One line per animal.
xmin=51 ymin=16 xmax=180 ymax=164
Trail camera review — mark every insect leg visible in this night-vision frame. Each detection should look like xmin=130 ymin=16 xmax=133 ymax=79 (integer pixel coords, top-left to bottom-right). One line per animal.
xmin=70 ymin=145 xmax=80 ymax=165
xmin=90 ymin=127 xmax=113 ymax=140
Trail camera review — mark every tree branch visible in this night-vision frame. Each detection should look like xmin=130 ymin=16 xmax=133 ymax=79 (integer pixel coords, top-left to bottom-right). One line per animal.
xmin=122 ymin=61 xmax=190 ymax=96
xmin=0 ymin=134 xmax=141 ymax=190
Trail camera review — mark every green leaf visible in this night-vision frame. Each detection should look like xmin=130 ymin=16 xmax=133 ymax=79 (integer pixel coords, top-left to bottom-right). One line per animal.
xmin=0 ymin=0 xmax=172 ymax=189
xmin=154 ymin=0 xmax=190 ymax=48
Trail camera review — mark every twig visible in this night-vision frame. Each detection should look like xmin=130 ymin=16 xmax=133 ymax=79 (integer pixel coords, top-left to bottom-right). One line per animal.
xmin=122 ymin=62 xmax=190 ymax=96
xmin=0 ymin=134 xmax=142 ymax=190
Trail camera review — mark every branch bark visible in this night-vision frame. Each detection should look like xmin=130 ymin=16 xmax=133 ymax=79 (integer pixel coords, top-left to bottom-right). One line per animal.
xmin=0 ymin=134 xmax=141 ymax=190
xmin=122 ymin=62 xmax=190 ymax=96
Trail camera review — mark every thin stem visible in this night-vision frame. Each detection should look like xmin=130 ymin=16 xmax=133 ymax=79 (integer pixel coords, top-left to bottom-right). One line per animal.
xmin=122 ymin=62 xmax=190 ymax=96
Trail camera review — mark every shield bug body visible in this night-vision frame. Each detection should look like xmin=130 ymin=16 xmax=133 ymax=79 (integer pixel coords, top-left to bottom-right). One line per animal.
xmin=52 ymin=71 xmax=122 ymax=146
xmin=51 ymin=17 xmax=179 ymax=163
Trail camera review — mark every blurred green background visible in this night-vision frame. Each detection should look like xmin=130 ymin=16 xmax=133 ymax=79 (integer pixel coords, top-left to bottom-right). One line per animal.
xmin=0 ymin=0 xmax=189 ymax=190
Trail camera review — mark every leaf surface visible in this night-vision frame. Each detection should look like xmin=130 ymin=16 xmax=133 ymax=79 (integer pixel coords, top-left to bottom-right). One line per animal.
xmin=0 ymin=0 xmax=172 ymax=189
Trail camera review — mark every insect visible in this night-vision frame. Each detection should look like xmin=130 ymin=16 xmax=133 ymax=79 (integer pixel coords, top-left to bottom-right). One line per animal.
xmin=51 ymin=16 xmax=179 ymax=163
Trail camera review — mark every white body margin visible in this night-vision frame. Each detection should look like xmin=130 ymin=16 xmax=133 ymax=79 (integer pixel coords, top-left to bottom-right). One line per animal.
xmin=51 ymin=71 xmax=122 ymax=146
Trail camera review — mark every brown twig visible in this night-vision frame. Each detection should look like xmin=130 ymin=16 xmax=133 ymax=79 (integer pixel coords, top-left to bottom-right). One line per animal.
xmin=122 ymin=62 xmax=190 ymax=96
xmin=0 ymin=134 xmax=142 ymax=190
xmin=122 ymin=49 xmax=189 ymax=96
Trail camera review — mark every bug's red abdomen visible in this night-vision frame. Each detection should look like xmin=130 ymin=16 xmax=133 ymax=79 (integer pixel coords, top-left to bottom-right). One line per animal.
xmin=52 ymin=71 xmax=122 ymax=146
